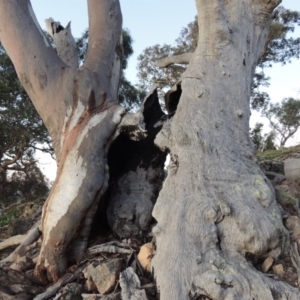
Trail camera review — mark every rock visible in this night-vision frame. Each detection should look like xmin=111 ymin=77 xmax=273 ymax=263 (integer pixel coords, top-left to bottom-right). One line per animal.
xmin=285 ymin=216 xmax=300 ymax=231
xmin=273 ymin=264 xmax=284 ymax=276
xmin=10 ymin=256 xmax=34 ymax=272
xmin=0 ymin=268 xmax=43 ymax=298
xmin=274 ymin=185 xmax=298 ymax=206
xmin=292 ymin=226 xmax=300 ymax=241
xmin=284 ymin=216 xmax=300 ymax=241
xmin=284 ymin=159 xmax=300 ymax=183
xmin=83 ymin=259 xmax=122 ymax=294
xmin=119 ymin=267 xmax=147 ymax=300
xmin=137 ymin=242 xmax=156 ymax=272
xmin=59 ymin=282 xmax=83 ymax=300
xmin=262 ymin=257 xmax=274 ymax=273
xmin=81 ymin=293 xmax=121 ymax=300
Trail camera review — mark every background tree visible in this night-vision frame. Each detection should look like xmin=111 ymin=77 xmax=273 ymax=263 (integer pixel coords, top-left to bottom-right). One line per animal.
xmin=250 ymin=122 xmax=277 ymax=151
xmin=252 ymin=6 xmax=300 ymax=110
xmin=0 ymin=43 xmax=51 ymax=204
xmin=263 ymin=97 xmax=300 ymax=147
xmin=137 ymin=6 xmax=300 ymax=109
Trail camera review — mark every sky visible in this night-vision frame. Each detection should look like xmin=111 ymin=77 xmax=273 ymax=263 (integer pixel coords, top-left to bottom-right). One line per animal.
xmin=29 ymin=0 xmax=300 ymax=180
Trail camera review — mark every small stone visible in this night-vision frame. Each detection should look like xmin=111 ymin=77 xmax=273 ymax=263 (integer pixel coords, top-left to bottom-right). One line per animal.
xmin=262 ymin=257 xmax=274 ymax=273
xmin=275 ymin=185 xmax=298 ymax=206
xmin=60 ymin=283 xmax=83 ymax=300
xmin=10 ymin=256 xmax=34 ymax=272
xmin=82 ymin=293 xmax=121 ymax=300
xmin=83 ymin=259 xmax=122 ymax=295
xmin=137 ymin=242 xmax=156 ymax=272
xmin=273 ymin=264 xmax=284 ymax=276
xmin=285 ymin=216 xmax=300 ymax=231
xmin=284 ymin=159 xmax=300 ymax=183
xmin=292 ymin=227 xmax=300 ymax=241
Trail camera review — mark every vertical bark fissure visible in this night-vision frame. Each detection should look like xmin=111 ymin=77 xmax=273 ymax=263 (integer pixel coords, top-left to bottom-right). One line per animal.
xmin=152 ymin=0 xmax=298 ymax=299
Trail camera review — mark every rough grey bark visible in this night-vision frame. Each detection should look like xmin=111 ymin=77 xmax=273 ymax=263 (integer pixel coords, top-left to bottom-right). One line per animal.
xmin=152 ymin=0 xmax=300 ymax=299
xmin=1 ymin=0 xmax=299 ymax=299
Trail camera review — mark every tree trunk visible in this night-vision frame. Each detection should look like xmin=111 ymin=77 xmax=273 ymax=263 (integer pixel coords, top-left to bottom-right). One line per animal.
xmin=1 ymin=0 xmax=300 ymax=299
xmin=0 ymin=0 xmax=124 ymax=283
xmin=152 ymin=0 xmax=299 ymax=299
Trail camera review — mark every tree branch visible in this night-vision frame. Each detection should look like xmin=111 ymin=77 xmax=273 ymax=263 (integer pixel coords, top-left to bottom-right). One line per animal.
xmin=45 ymin=19 xmax=79 ymax=68
xmin=0 ymin=0 xmax=69 ymax=153
xmin=0 ymin=148 xmax=24 ymax=170
xmin=84 ymin=0 xmax=123 ymax=101
xmin=154 ymin=52 xmax=193 ymax=68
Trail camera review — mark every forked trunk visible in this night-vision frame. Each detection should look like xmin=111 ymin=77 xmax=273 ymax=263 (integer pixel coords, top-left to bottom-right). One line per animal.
xmin=0 ymin=0 xmax=124 ymax=283
xmin=0 ymin=0 xmax=299 ymax=298
xmin=152 ymin=0 xmax=299 ymax=299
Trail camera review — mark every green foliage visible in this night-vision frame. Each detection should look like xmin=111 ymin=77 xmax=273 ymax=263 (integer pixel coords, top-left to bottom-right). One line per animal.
xmin=251 ymin=6 xmax=300 ymax=110
xmin=137 ymin=7 xmax=300 ymax=108
xmin=263 ymin=98 xmax=300 ymax=147
xmin=257 ymin=143 xmax=300 ymax=162
xmin=137 ymin=17 xmax=197 ymax=95
xmin=250 ymin=123 xmax=277 ymax=151
xmin=0 ymin=43 xmax=51 ymax=205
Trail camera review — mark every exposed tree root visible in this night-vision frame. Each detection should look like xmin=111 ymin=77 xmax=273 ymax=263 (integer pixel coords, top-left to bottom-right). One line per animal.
xmin=0 ymin=234 xmax=26 ymax=252
xmin=1 ymin=220 xmax=41 ymax=264
xmin=33 ymin=265 xmax=86 ymax=300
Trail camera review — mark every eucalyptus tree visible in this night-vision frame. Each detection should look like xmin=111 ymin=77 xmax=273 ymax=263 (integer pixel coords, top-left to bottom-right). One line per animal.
xmin=137 ymin=6 xmax=300 ymax=110
xmin=264 ymin=97 xmax=300 ymax=146
xmin=0 ymin=1 xmax=299 ymax=299
xmin=0 ymin=43 xmax=51 ymax=204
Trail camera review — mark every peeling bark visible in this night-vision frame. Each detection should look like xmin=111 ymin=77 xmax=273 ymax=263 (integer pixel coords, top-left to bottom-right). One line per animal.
xmin=1 ymin=0 xmax=298 ymax=298
xmin=0 ymin=0 xmax=124 ymax=283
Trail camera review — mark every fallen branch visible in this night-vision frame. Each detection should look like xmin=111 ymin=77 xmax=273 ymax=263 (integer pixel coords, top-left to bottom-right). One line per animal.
xmin=87 ymin=241 xmax=134 ymax=256
xmin=263 ymin=171 xmax=285 ymax=178
xmin=1 ymin=220 xmax=41 ymax=264
xmin=34 ymin=265 xmax=85 ymax=300
xmin=0 ymin=234 xmax=26 ymax=251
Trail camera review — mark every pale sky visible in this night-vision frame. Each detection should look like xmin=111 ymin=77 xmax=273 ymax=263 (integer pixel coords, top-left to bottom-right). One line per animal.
xmin=29 ymin=0 xmax=300 ymax=180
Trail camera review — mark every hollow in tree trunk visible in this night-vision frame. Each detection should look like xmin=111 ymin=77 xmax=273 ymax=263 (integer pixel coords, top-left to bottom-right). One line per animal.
xmin=0 ymin=0 xmax=299 ymax=299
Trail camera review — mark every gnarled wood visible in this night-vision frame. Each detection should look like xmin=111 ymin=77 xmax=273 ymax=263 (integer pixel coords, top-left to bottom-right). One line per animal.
xmin=152 ymin=0 xmax=299 ymax=299
xmin=45 ymin=18 xmax=79 ymax=68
